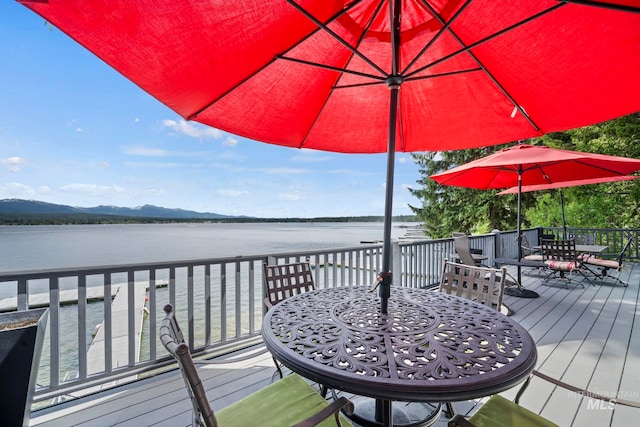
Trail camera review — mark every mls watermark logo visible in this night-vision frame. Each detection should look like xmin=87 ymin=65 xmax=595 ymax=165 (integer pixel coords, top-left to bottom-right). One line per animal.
xmin=569 ymin=390 xmax=639 ymax=410
xmin=586 ymin=399 xmax=615 ymax=411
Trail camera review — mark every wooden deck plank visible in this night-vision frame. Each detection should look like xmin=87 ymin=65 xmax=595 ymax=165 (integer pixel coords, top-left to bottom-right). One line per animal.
xmin=30 ymin=264 xmax=640 ymax=427
xmin=577 ymin=264 xmax=640 ymax=426
xmin=31 ymin=346 xmax=274 ymax=427
xmin=536 ymin=284 xmax=625 ymax=425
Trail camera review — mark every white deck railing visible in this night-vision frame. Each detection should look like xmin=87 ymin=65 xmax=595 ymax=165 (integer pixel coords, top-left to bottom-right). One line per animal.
xmin=1 ymin=227 xmax=637 ymax=407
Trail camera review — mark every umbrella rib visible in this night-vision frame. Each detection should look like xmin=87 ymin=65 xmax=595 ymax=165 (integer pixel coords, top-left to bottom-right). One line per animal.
xmin=286 ymin=0 xmax=389 ymax=78
xmin=417 ymin=1 xmax=544 ymax=132
xmin=568 ymin=159 xmax=640 ymax=176
xmin=401 ymin=0 xmax=473 ymax=76
xmin=404 ymin=3 xmax=564 ymax=80
xmin=187 ymin=0 xmax=370 ymax=120
xmin=335 ymin=80 xmax=388 ymax=89
xmin=558 ymin=0 xmax=640 ymax=13
xmin=404 ymin=67 xmax=482 ymax=83
xmin=276 ymin=55 xmax=385 ymax=82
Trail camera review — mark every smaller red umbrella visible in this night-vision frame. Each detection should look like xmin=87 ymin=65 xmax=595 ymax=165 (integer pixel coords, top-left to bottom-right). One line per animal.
xmin=497 ymin=175 xmax=639 ymax=238
xmin=430 ymin=144 xmax=640 ymax=284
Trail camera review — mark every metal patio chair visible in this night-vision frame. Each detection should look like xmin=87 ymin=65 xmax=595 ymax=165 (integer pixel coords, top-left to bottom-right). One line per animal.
xmin=520 ymin=234 xmax=544 ymax=262
xmin=159 ymin=304 xmax=353 ymax=427
xmin=263 ymin=261 xmax=316 ymax=380
xmin=439 ymin=260 xmax=509 ymax=315
xmin=448 ymin=370 xmax=640 ymax=427
xmin=453 ymin=235 xmax=483 ymax=266
xmin=583 ymin=237 xmax=633 ymax=286
xmin=437 ymin=260 xmax=509 ymax=419
xmin=541 ymin=238 xmax=592 ymax=287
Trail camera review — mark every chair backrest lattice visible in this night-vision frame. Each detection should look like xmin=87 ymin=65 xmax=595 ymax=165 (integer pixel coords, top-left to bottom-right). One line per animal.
xmin=538 ymin=233 xmax=555 ymax=245
xmin=438 ymin=260 xmax=507 ymax=311
xmin=263 ymin=262 xmax=315 ymax=309
xmin=541 ymin=238 xmax=578 ymax=261
xmin=569 ymin=233 xmax=596 ymax=245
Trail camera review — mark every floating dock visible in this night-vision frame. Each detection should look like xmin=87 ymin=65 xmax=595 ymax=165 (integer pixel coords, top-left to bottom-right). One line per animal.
xmin=0 ymin=287 xmax=119 ymax=313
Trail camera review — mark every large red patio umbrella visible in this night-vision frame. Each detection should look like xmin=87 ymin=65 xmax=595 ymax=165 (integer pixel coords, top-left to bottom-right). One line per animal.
xmin=17 ymin=1 xmax=640 ymax=314
xmin=430 ymin=144 xmax=640 ymax=284
xmin=498 ymin=175 xmax=640 ymax=239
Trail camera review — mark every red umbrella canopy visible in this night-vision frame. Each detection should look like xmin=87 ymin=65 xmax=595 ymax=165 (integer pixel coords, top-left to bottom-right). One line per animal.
xmin=430 ymin=145 xmax=640 ymax=190
xmin=17 ymin=0 xmax=640 ymax=154
xmin=496 ymin=175 xmax=640 ymax=195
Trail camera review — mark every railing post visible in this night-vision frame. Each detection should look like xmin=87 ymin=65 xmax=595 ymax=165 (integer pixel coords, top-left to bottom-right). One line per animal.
xmin=17 ymin=278 xmax=28 ymax=311
xmin=392 ymin=240 xmax=401 ymax=287
xmin=492 ymin=229 xmax=502 ymax=263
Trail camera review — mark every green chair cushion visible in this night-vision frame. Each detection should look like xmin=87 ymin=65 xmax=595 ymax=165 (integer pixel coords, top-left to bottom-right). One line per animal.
xmin=469 ymin=395 xmax=559 ymax=427
xmin=216 ymin=373 xmax=350 ymax=427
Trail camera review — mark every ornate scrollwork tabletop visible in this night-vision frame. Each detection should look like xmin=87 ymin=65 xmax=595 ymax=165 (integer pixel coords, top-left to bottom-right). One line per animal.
xmin=262 ymin=286 xmax=537 ymax=402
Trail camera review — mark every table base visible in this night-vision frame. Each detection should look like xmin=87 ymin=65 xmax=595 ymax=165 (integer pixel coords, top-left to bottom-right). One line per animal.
xmin=332 ymin=393 xmax=442 ymax=427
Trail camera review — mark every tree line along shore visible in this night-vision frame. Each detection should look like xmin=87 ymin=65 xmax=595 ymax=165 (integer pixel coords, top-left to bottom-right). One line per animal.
xmin=0 ymin=213 xmax=420 ymax=226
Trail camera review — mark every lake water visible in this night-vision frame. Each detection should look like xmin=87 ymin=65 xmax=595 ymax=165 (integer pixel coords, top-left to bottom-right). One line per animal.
xmin=1 ymin=222 xmax=419 ymax=391
xmin=0 ymin=222 xmax=418 ymax=273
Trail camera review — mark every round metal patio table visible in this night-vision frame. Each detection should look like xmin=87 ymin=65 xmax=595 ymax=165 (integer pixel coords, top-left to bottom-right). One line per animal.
xmin=262 ymin=286 xmax=537 ymax=427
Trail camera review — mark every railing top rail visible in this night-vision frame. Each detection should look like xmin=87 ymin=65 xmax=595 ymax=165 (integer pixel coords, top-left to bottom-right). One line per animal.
xmin=0 ymin=243 xmax=384 ymax=281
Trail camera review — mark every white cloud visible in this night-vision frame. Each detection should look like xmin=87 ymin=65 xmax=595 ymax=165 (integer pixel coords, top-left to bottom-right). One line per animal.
xmin=222 ymin=136 xmax=238 ymax=147
xmin=290 ymin=151 xmax=331 ymax=163
xmin=60 ymin=183 xmax=125 ymax=196
xmin=278 ymin=193 xmax=300 ymax=201
xmin=217 ymin=189 xmax=248 ymax=197
xmin=259 ymin=167 xmax=309 ymax=175
xmin=1 ymin=156 xmax=27 ymax=172
xmin=122 ymin=145 xmax=210 ymax=158
xmin=143 ymin=188 xmax=166 ymax=196
xmin=123 ymin=146 xmax=169 ymax=157
xmin=327 ymin=169 xmax=375 ymax=177
xmin=124 ymin=161 xmax=200 ymax=169
xmin=0 ymin=182 xmax=37 ymax=197
xmin=163 ymin=118 xmax=221 ymax=139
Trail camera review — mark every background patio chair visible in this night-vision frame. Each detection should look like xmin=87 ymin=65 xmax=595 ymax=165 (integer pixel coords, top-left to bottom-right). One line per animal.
xmin=448 ymin=369 xmax=640 ymax=427
xmin=160 ymin=304 xmax=353 ymax=427
xmin=519 ymin=234 xmax=544 ymax=262
xmin=263 ymin=261 xmax=316 ymax=380
xmin=453 ymin=235 xmax=483 ymax=266
xmin=541 ymin=238 xmax=591 ymax=287
xmin=583 ymin=237 xmax=633 ymax=286
xmin=438 ymin=260 xmax=509 ymax=315
xmin=569 ymin=232 xmax=596 ymax=245
xmin=437 ymin=260 xmax=509 ymax=418
xmin=538 ymin=233 xmax=556 ymax=245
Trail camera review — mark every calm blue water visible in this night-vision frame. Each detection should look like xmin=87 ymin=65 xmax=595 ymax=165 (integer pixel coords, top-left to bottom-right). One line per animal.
xmin=0 ymin=222 xmax=415 ymax=273
xmin=1 ymin=222 xmax=417 ymax=391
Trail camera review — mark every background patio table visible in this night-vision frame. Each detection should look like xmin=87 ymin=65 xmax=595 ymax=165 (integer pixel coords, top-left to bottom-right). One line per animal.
xmin=262 ymin=287 xmax=538 ymax=427
xmin=534 ymin=244 xmax=608 ymax=254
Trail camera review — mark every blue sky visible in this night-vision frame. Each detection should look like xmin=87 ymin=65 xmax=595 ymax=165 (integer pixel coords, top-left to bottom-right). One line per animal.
xmin=0 ymin=2 xmax=423 ymax=218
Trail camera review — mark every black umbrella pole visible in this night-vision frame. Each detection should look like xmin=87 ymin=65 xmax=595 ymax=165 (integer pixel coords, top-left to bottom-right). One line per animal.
xmin=380 ymin=83 xmax=400 ymax=314
xmin=517 ymin=171 xmax=523 ymax=286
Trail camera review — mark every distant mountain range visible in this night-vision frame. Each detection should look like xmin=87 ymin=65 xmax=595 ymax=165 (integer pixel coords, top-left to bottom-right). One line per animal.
xmin=0 ymin=199 xmax=241 ymax=219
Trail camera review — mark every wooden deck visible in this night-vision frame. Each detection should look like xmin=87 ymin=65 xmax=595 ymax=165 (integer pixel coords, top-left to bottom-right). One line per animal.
xmin=30 ymin=263 xmax=640 ymax=426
